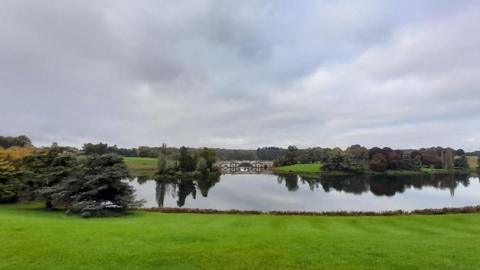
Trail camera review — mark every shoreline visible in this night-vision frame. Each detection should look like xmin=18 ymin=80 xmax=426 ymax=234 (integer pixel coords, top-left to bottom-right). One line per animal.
xmin=273 ymin=167 xmax=478 ymax=177
xmin=138 ymin=205 xmax=480 ymax=216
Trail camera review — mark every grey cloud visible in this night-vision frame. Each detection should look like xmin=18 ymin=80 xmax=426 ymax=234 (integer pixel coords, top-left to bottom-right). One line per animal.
xmin=0 ymin=0 xmax=479 ymax=150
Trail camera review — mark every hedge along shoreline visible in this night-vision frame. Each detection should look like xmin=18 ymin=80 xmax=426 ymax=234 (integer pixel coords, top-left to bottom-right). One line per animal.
xmin=137 ymin=205 xmax=480 ymax=216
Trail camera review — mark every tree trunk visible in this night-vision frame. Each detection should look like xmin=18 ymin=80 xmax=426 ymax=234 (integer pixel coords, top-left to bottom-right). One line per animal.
xmin=46 ymin=200 xmax=53 ymax=209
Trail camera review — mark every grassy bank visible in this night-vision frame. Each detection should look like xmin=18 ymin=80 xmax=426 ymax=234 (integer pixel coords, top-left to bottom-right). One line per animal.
xmin=274 ymin=163 xmax=477 ymax=176
xmin=1 ymin=204 xmax=480 ymax=269
xmin=273 ymin=163 xmax=322 ymax=174
xmin=123 ymin=157 xmax=158 ymax=176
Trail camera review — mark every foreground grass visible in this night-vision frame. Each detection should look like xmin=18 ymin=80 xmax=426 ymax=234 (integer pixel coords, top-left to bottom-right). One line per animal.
xmin=2 ymin=204 xmax=480 ymax=270
xmin=274 ymin=163 xmax=322 ymax=174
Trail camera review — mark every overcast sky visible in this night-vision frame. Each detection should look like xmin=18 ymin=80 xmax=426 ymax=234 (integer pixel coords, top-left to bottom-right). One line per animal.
xmin=1 ymin=0 xmax=479 ymax=150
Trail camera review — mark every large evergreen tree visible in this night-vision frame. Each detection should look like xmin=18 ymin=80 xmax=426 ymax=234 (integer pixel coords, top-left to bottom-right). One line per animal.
xmin=56 ymin=154 xmax=141 ymax=217
xmin=22 ymin=146 xmax=78 ymax=209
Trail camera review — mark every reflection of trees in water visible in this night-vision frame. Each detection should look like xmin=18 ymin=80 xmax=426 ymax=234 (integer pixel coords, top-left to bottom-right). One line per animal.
xmin=155 ymin=181 xmax=167 ymax=207
xmin=154 ymin=173 xmax=220 ymax=207
xmin=282 ymin=173 xmax=471 ymax=197
xmin=153 ymin=173 xmax=472 ymax=207
xmin=313 ymin=175 xmax=369 ymax=195
xmin=277 ymin=174 xmax=300 ymax=191
xmin=177 ymin=181 xmax=196 ymax=207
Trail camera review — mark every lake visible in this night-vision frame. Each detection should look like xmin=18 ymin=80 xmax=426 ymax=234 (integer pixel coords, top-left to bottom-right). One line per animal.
xmin=130 ymin=173 xmax=480 ymax=212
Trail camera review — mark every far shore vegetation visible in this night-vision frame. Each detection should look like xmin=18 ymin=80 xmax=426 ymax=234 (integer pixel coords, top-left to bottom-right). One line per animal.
xmin=273 ymin=145 xmax=479 ymax=175
xmin=68 ymin=140 xmax=480 ymax=177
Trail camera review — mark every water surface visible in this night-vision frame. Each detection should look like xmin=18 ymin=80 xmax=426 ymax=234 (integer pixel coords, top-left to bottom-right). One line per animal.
xmin=130 ymin=173 xmax=480 ymax=212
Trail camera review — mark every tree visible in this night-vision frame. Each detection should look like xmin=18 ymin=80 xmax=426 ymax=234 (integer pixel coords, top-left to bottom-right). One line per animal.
xmin=256 ymin=147 xmax=285 ymax=161
xmin=276 ymin=145 xmax=299 ymax=166
xmin=138 ymin=146 xmax=158 ymax=158
xmin=197 ymin=147 xmax=216 ymax=170
xmin=196 ymin=157 xmax=208 ymax=172
xmin=386 ymin=151 xmax=402 ymax=170
xmin=369 ymin=153 xmax=388 ymax=172
xmin=0 ymin=135 xmax=32 ymax=148
xmin=0 ymin=152 xmax=16 ymax=203
xmin=178 ymin=147 xmax=196 ymax=172
xmin=399 ymin=154 xmax=421 ymax=171
xmin=82 ymin=143 xmax=109 ymax=155
xmin=323 ymin=147 xmax=368 ymax=173
xmin=157 ymin=143 xmax=167 ymax=174
xmin=345 ymin=145 xmax=368 ymax=160
xmin=22 ymin=147 xmax=79 ymax=209
xmin=454 ymin=156 xmax=469 ymax=169
xmin=299 ymin=148 xmax=316 ymax=163
xmin=0 ymin=146 xmax=36 ymax=203
xmin=56 ymin=154 xmax=141 ymax=217
xmin=421 ymin=149 xmax=443 ymax=169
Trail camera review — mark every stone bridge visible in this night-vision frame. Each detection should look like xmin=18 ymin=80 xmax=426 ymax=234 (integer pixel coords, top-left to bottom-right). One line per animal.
xmin=214 ymin=160 xmax=274 ymax=170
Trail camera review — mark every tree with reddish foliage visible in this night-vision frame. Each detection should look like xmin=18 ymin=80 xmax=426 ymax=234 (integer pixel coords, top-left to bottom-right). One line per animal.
xmin=369 ymin=153 xmax=389 ymax=172
xmin=368 ymin=147 xmax=384 ymax=159
xmin=386 ymin=151 xmax=402 ymax=170
xmin=421 ymin=149 xmax=443 ymax=169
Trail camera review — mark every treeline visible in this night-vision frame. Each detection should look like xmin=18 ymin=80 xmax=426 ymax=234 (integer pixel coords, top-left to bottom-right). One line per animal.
xmin=0 ymin=135 xmax=32 ymax=148
xmin=275 ymin=145 xmax=478 ymax=173
xmin=83 ymin=142 xmax=173 ymax=158
xmin=82 ymin=143 xmax=285 ymax=161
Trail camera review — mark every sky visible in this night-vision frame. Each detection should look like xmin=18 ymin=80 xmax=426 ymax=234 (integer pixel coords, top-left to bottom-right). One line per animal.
xmin=1 ymin=0 xmax=479 ymax=150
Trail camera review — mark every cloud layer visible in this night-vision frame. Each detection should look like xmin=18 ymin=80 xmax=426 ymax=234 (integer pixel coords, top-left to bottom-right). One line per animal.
xmin=1 ymin=0 xmax=479 ymax=150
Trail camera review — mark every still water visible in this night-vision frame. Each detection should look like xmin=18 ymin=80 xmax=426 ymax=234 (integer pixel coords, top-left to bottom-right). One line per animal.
xmin=130 ymin=173 xmax=480 ymax=212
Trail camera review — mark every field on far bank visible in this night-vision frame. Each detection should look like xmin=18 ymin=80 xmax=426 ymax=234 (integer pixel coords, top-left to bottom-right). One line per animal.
xmin=273 ymin=163 xmax=322 ymax=174
xmin=274 ymin=162 xmax=478 ymax=175
xmin=123 ymin=157 xmax=158 ymax=176
xmin=1 ymin=204 xmax=480 ymax=270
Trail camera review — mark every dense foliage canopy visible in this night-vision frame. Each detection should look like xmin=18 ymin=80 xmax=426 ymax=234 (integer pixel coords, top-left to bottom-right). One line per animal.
xmin=0 ymin=135 xmax=32 ymax=148
xmin=275 ymin=145 xmax=473 ymax=173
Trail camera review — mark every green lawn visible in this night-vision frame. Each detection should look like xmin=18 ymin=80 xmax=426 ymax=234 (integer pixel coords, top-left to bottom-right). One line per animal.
xmin=274 ymin=163 xmax=322 ymax=174
xmin=2 ymin=204 xmax=479 ymax=270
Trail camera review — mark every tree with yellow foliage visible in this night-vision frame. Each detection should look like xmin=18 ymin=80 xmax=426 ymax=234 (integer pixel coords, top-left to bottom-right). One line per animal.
xmin=0 ymin=146 xmax=36 ymax=203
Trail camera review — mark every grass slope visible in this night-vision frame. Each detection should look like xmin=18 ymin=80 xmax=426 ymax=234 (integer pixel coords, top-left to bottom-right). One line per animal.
xmin=2 ymin=204 xmax=480 ymax=270
xmin=274 ymin=163 xmax=321 ymax=174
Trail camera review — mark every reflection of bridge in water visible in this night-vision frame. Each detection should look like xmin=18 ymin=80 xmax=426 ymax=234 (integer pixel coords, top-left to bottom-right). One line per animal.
xmin=214 ymin=160 xmax=274 ymax=174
